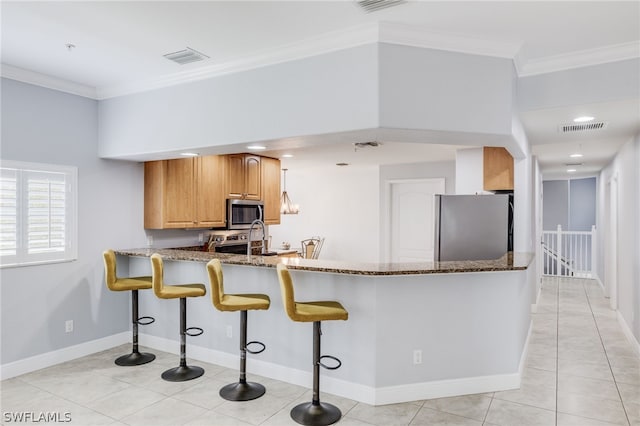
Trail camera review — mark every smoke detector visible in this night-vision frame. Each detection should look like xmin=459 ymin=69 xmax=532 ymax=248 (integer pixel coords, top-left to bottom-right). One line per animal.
xmin=558 ymin=121 xmax=608 ymax=133
xmin=355 ymin=0 xmax=407 ymax=13
xmin=164 ymin=47 xmax=209 ymax=65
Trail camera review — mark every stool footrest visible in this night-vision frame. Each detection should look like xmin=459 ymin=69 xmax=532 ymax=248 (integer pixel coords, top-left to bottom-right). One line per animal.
xmin=318 ymin=355 xmax=341 ymax=370
xmin=185 ymin=326 xmax=203 ymax=337
xmin=135 ymin=316 xmax=155 ymax=326
xmin=245 ymin=340 xmax=266 ymax=355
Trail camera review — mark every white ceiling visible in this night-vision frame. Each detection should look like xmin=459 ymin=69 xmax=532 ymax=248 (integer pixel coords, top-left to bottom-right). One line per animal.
xmin=2 ymin=1 xmax=639 ymax=177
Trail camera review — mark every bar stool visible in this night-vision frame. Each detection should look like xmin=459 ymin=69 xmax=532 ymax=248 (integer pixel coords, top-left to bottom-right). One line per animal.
xmin=103 ymin=249 xmax=156 ymax=366
xmin=150 ymin=253 xmax=206 ymax=382
xmin=206 ymin=259 xmax=270 ymax=401
xmin=276 ymin=264 xmax=348 ymax=426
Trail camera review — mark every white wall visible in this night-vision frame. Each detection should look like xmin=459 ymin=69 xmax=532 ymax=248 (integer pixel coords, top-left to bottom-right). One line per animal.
xmin=268 ymin=165 xmax=380 ymax=262
xmin=598 ymin=133 xmax=640 ymax=347
xmin=455 ymin=148 xmax=484 ymax=195
xmin=0 ymin=79 xmax=148 ymax=365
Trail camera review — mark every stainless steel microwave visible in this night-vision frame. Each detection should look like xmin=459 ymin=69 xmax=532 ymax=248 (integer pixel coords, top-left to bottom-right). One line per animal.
xmin=227 ymin=199 xmax=263 ymax=229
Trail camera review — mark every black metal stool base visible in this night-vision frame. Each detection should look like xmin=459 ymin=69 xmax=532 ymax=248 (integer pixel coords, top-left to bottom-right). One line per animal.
xmin=219 ymin=381 xmax=266 ymax=401
xmin=115 ymin=351 xmax=155 ymax=366
xmin=291 ymin=401 xmax=342 ymax=426
xmin=161 ymin=365 xmax=204 ymax=382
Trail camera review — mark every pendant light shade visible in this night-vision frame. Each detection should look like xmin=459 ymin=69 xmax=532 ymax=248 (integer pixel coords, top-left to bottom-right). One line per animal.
xmin=280 ymin=168 xmax=299 ymax=215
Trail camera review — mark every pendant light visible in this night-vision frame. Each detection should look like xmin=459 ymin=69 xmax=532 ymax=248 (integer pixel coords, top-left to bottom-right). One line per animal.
xmin=280 ymin=168 xmax=299 ymax=214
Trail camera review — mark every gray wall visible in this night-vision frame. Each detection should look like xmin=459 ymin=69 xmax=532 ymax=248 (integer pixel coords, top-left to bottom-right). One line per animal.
xmin=543 ymin=177 xmax=596 ymax=231
xmin=379 ymin=44 xmax=514 ymax=135
xmin=0 ymin=78 xmax=147 ymax=364
xmin=518 ymin=58 xmax=640 ymax=110
xmin=98 ymin=44 xmax=380 ymax=159
xmin=542 ymin=180 xmax=569 ymax=230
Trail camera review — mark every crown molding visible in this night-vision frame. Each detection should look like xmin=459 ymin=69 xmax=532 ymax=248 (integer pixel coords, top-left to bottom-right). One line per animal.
xmin=378 ymin=21 xmax=522 ymax=59
xmin=518 ymin=40 xmax=640 ymax=77
xmin=96 ymin=22 xmax=380 ymax=99
xmin=4 ymin=22 xmax=638 ymax=100
xmin=1 ymin=64 xmax=98 ymax=99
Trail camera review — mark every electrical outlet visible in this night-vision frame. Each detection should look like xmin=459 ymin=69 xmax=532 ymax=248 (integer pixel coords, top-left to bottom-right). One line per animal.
xmin=198 ymin=233 xmax=204 ymax=243
xmin=226 ymin=325 xmax=232 ymax=338
xmin=146 ymin=235 xmax=153 ymax=247
xmin=413 ymin=349 xmax=422 ymax=365
xmin=65 ymin=320 xmax=74 ymax=333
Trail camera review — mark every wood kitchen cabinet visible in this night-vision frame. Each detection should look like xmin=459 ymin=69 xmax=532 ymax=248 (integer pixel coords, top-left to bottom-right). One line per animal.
xmin=144 ymin=155 xmax=226 ymax=229
xmin=483 ymin=147 xmax=514 ymax=191
xmin=226 ymin=154 xmax=261 ymax=200
xmin=261 ymin=156 xmax=281 ymax=225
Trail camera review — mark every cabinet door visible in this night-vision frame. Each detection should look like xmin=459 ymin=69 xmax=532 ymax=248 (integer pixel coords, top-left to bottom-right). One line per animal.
xmin=196 ymin=155 xmax=226 ymax=227
xmin=164 ymin=158 xmax=196 ymax=228
xmin=244 ymin=155 xmax=262 ymax=200
xmin=226 ymin=154 xmax=246 ymax=199
xmin=144 ymin=161 xmax=164 ymax=229
xmin=483 ymin=147 xmax=514 ymax=191
xmin=261 ymin=157 xmax=281 ymax=225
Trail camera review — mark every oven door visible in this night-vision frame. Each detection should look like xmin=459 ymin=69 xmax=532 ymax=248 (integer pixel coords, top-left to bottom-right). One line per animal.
xmin=227 ymin=199 xmax=263 ymax=229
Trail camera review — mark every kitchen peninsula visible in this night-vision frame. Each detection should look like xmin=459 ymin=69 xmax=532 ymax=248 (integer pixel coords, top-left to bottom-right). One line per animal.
xmin=115 ymin=249 xmax=535 ymax=405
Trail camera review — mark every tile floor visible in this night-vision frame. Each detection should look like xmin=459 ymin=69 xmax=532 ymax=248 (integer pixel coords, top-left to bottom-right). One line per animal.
xmin=2 ymin=277 xmax=639 ymax=425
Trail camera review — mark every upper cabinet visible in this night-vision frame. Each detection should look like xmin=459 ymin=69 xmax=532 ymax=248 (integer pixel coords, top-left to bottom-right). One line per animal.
xmin=456 ymin=147 xmax=514 ymax=194
xmin=261 ymin=157 xmax=281 ymax=225
xmin=483 ymin=147 xmax=514 ymax=191
xmin=226 ymin=154 xmax=261 ymax=200
xmin=144 ymin=156 xmax=226 ymax=229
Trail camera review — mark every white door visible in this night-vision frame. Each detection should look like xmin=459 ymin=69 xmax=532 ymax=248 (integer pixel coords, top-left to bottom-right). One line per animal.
xmin=389 ymin=179 xmax=445 ymax=262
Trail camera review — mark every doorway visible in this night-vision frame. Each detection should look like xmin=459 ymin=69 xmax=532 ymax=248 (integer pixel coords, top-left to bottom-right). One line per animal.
xmin=605 ymin=175 xmax=618 ymax=309
xmin=385 ymin=178 xmax=445 ymax=262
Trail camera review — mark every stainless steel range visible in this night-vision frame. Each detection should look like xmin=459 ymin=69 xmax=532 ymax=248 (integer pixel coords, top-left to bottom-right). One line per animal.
xmin=207 ymin=231 xmax=250 ymax=254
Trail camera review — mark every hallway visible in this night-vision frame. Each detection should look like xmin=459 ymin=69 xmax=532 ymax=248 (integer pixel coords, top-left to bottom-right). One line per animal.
xmin=2 ymin=277 xmax=639 ymax=425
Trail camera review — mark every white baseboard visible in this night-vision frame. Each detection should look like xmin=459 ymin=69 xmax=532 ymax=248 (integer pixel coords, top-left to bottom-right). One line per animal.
xmin=0 ymin=332 xmax=129 ymax=380
xmin=617 ymin=311 xmax=640 ymax=356
xmin=139 ymin=333 xmax=521 ymax=406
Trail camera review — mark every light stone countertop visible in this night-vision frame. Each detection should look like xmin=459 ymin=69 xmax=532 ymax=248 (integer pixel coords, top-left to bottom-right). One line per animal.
xmin=115 ymin=248 xmax=534 ymax=276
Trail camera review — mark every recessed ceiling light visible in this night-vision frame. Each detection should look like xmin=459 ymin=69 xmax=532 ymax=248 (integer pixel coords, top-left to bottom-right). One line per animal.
xmin=247 ymin=145 xmax=266 ymax=150
xmin=573 ymin=116 xmax=595 ymax=123
xmin=567 ymin=169 xmax=577 ymax=173
xmin=282 ymin=154 xmax=294 ymax=158
xmin=180 ymin=152 xmax=199 ymax=157
xmin=570 ymin=153 xmax=584 ymax=158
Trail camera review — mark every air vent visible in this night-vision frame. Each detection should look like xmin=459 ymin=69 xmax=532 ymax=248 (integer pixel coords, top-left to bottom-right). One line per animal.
xmin=559 ymin=121 xmax=608 ymax=133
xmin=356 ymin=0 xmax=406 ymax=13
xmin=164 ymin=47 xmax=209 ymax=65
xmin=565 ymin=163 xmax=583 ymax=167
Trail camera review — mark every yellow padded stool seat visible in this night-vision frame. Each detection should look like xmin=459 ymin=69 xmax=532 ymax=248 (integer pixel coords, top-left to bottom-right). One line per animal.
xmin=208 ymin=259 xmax=270 ymax=312
xmin=151 ymin=254 xmax=206 ymax=299
xmin=104 ymin=249 xmax=152 ymax=291
xmin=276 ymin=263 xmax=348 ymax=426
xmin=207 ymin=259 xmax=270 ymax=401
xmin=103 ymin=249 xmax=155 ymax=366
xmin=150 ymin=253 xmax=206 ymax=382
xmin=277 ymin=264 xmax=348 ymax=323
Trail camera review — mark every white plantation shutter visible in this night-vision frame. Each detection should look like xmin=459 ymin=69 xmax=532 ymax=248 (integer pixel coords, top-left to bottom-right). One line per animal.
xmin=0 ymin=161 xmax=77 ymax=267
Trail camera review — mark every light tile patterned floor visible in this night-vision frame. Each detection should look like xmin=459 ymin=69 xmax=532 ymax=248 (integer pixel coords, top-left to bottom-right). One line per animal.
xmin=2 ymin=277 xmax=639 ymax=425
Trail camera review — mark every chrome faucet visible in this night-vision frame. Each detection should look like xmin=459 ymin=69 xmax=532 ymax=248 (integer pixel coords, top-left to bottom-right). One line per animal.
xmin=247 ymin=219 xmax=266 ymax=257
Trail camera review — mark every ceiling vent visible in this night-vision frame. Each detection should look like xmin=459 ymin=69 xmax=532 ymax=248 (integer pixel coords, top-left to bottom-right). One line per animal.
xmin=163 ymin=47 xmax=209 ymax=65
xmin=355 ymin=0 xmax=406 ymax=13
xmin=559 ymin=121 xmax=608 ymax=133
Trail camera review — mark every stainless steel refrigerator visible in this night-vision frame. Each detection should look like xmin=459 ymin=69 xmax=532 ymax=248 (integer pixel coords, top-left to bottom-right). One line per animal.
xmin=434 ymin=194 xmax=513 ymax=262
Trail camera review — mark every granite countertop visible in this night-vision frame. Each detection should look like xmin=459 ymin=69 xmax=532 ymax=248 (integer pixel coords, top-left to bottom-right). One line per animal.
xmin=115 ymin=248 xmax=534 ymax=276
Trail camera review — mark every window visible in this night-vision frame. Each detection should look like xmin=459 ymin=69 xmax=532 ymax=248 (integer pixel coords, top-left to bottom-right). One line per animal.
xmin=0 ymin=161 xmax=77 ymax=267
